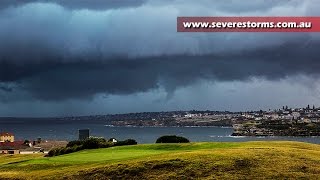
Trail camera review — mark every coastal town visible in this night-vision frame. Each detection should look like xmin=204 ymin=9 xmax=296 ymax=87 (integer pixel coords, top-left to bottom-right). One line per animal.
xmin=231 ymin=105 xmax=320 ymax=136
xmin=98 ymin=105 xmax=320 ymax=136
xmin=104 ymin=105 xmax=320 ymax=134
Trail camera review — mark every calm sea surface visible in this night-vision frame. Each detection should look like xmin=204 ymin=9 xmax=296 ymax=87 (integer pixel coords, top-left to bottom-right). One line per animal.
xmin=1 ymin=120 xmax=320 ymax=144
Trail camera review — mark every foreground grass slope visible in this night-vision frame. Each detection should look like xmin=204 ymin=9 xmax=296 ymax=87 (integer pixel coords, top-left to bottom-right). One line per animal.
xmin=1 ymin=141 xmax=320 ymax=179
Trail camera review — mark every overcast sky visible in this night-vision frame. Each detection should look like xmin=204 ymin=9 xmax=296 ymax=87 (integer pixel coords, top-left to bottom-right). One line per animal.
xmin=1 ymin=0 xmax=320 ymax=117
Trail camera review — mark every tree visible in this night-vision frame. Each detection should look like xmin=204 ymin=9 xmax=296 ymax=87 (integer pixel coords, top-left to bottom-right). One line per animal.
xmin=24 ymin=140 xmax=30 ymax=144
xmin=66 ymin=140 xmax=82 ymax=147
xmin=115 ymin=139 xmax=137 ymax=146
xmin=156 ymin=135 xmax=190 ymax=143
xmin=82 ymin=137 xmax=107 ymax=149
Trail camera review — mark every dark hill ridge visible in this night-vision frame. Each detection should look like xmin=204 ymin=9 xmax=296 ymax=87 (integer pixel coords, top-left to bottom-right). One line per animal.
xmin=0 ymin=110 xmax=235 ymax=127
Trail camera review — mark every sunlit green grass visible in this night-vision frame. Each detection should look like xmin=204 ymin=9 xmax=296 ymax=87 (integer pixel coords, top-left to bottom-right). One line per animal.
xmin=1 ymin=141 xmax=320 ymax=179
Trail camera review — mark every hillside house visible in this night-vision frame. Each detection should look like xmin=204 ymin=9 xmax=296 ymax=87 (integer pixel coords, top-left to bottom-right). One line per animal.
xmin=0 ymin=132 xmax=14 ymax=142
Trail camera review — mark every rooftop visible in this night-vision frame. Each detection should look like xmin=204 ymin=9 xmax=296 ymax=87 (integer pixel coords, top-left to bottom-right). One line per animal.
xmin=0 ymin=132 xmax=14 ymax=136
xmin=0 ymin=141 xmax=25 ymax=150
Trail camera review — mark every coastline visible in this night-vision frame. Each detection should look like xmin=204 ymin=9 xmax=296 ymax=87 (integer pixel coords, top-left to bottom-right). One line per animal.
xmin=104 ymin=125 xmax=233 ymax=128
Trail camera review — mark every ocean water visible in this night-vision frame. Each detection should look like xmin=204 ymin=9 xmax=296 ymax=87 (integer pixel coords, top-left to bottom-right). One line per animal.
xmin=1 ymin=120 xmax=320 ymax=144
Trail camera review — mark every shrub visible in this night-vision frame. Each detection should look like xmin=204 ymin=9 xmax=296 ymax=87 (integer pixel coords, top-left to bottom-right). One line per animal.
xmin=47 ymin=146 xmax=82 ymax=157
xmin=66 ymin=140 xmax=83 ymax=147
xmin=82 ymin=137 xmax=107 ymax=149
xmin=47 ymin=148 xmax=57 ymax=157
xmin=46 ymin=137 xmax=137 ymax=157
xmin=24 ymin=140 xmax=30 ymax=145
xmin=115 ymin=139 xmax=138 ymax=146
xmin=58 ymin=147 xmax=66 ymax=155
xmin=156 ymin=135 xmax=190 ymax=143
xmin=75 ymin=145 xmax=83 ymax=151
xmin=100 ymin=142 xmax=113 ymax=148
xmin=64 ymin=147 xmax=75 ymax=154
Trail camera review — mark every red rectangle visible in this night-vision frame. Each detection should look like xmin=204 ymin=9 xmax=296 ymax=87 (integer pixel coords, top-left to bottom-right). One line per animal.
xmin=177 ymin=17 xmax=320 ymax=32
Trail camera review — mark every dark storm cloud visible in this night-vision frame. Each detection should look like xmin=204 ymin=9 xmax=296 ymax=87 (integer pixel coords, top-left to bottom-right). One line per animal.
xmin=0 ymin=0 xmax=320 ymax=101
xmin=0 ymin=0 xmax=146 ymax=10
xmin=2 ymin=38 xmax=320 ymax=101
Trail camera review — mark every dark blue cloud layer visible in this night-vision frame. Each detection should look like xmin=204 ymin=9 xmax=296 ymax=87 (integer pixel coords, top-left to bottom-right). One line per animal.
xmin=0 ymin=0 xmax=320 ymax=102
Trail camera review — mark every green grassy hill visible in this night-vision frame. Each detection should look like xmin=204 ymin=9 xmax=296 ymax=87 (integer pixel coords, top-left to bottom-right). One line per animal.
xmin=1 ymin=141 xmax=320 ymax=179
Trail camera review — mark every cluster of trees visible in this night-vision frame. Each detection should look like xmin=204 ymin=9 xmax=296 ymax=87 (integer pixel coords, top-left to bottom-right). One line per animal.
xmin=156 ymin=135 xmax=190 ymax=143
xmin=47 ymin=137 xmax=137 ymax=157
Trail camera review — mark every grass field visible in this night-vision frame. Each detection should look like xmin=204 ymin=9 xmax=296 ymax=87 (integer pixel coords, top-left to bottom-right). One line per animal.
xmin=1 ymin=141 xmax=320 ymax=179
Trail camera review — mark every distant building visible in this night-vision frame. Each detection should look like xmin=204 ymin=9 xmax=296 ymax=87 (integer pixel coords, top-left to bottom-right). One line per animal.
xmin=184 ymin=114 xmax=199 ymax=118
xmin=0 ymin=132 xmax=14 ymax=142
xmin=292 ymin=112 xmax=301 ymax=119
xmin=108 ymin=138 xmax=118 ymax=143
xmin=79 ymin=129 xmax=90 ymax=140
